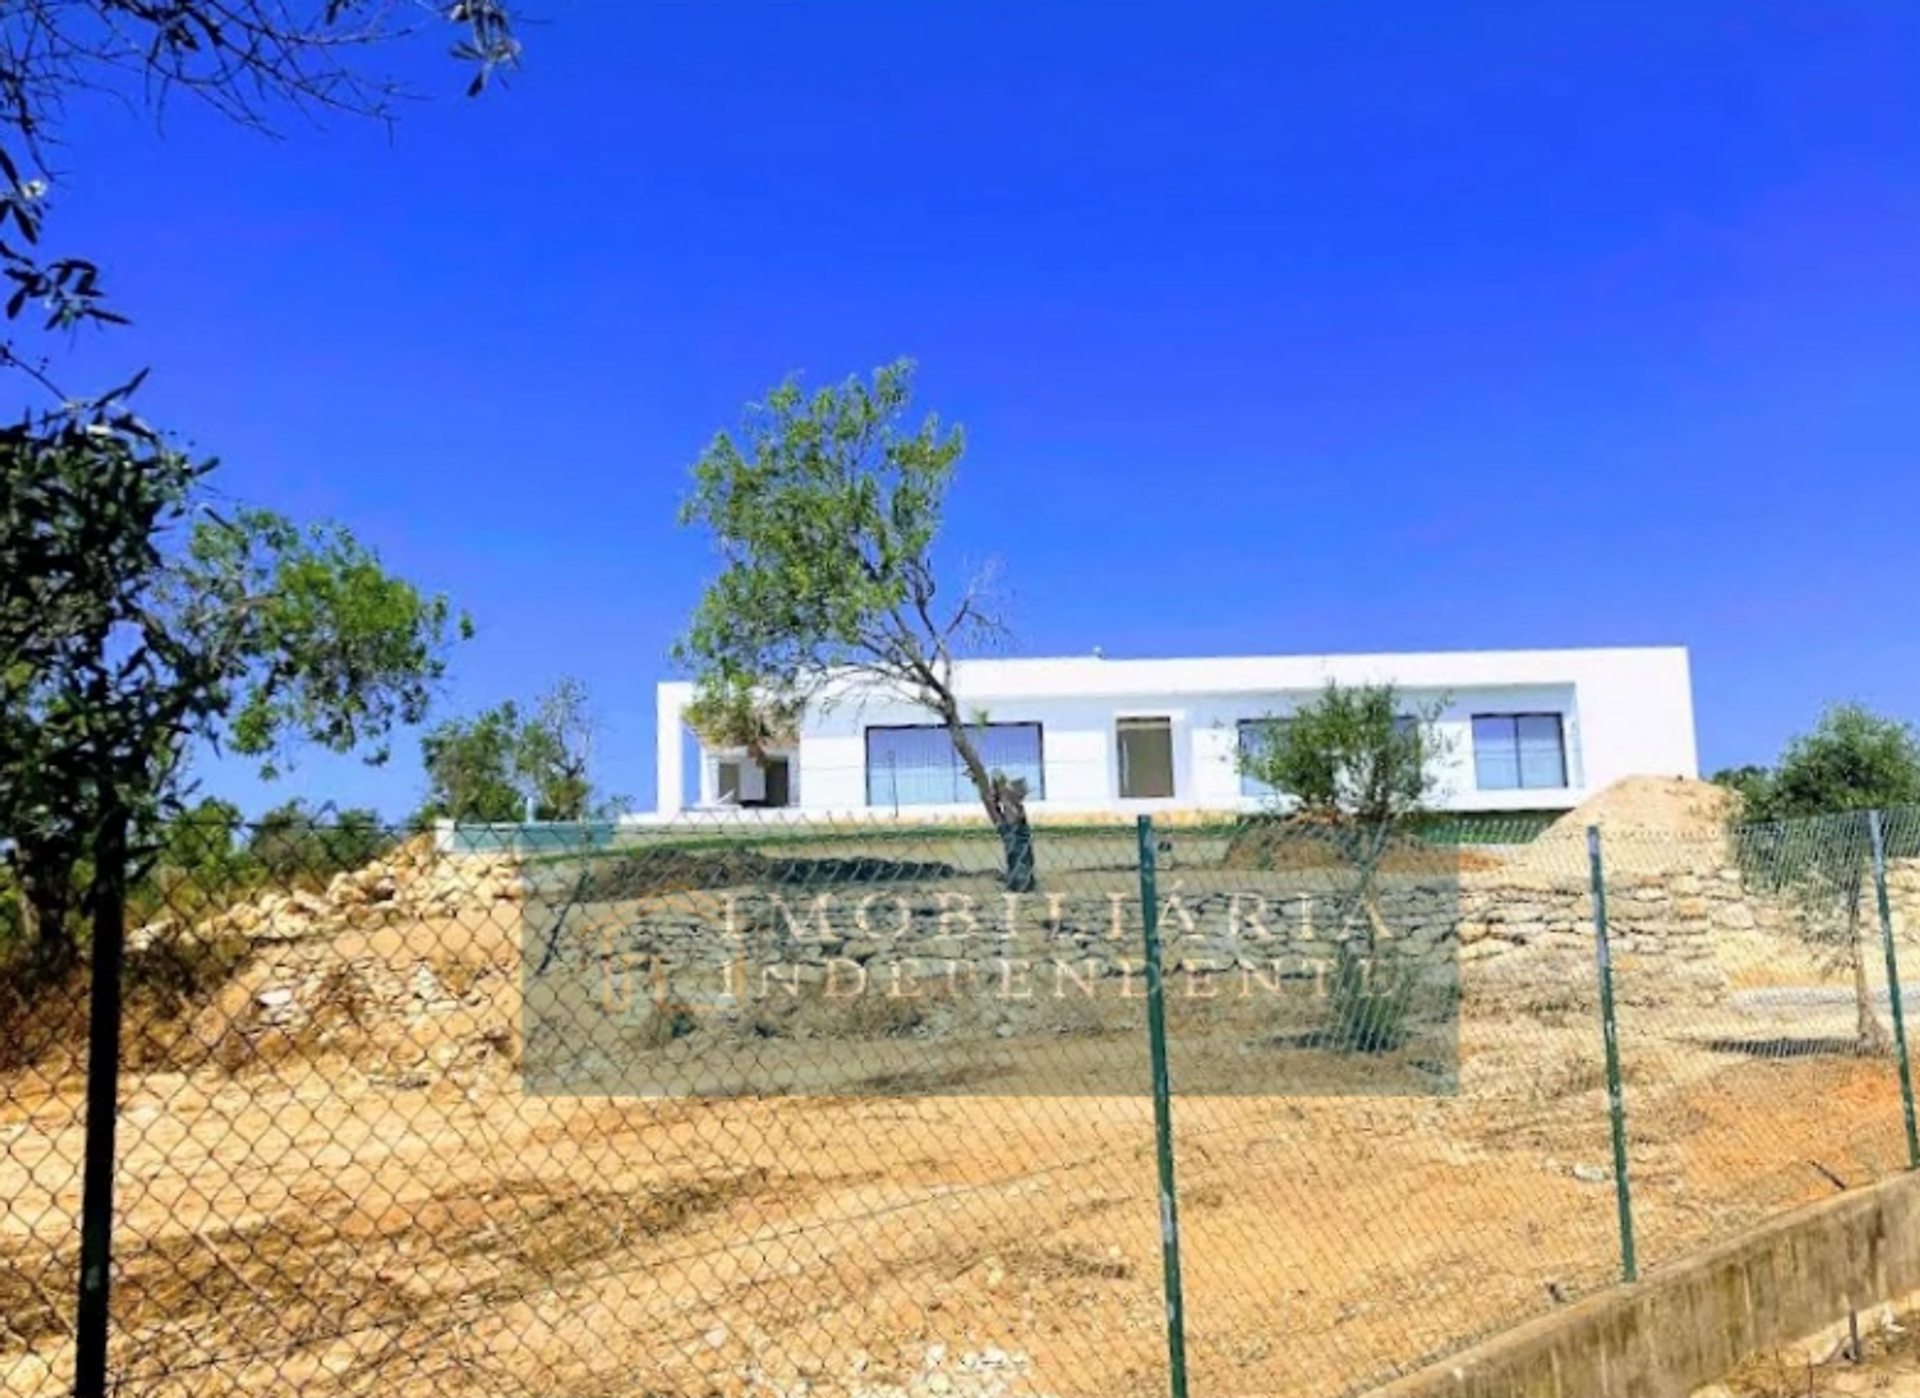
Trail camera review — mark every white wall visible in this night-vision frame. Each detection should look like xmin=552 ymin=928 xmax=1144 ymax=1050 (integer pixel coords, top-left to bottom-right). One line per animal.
xmin=652 ymin=647 xmax=1697 ymax=818
xmin=656 ymin=682 xmax=688 ymax=816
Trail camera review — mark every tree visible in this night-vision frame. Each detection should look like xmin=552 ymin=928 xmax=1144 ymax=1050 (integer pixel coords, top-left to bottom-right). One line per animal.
xmin=1235 ymin=682 xmax=1448 ymax=828
xmin=1710 ymin=764 xmax=1775 ymax=812
xmin=418 ymin=678 xmax=610 ymax=824
xmin=1736 ymin=704 xmax=1920 ymax=1055
xmin=420 ymin=702 xmax=526 ymax=824
xmin=521 ymin=677 xmax=600 ymax=820
xmin=0 ymin=410 xmax=466 ymax=968
xmin=674 ymin=361 xmax=1033 ymax=888
xmin=246 ymin=800 xmax=386 ymax=883
xmin=155 ymin=796 xmax=244 ymax=879
xmin=1234 ymin=682 xmax=1452 ymax=1054
xmin=0 ymin=3 xmax=517 ymax=970
xmin=683 ymin=678 xmax=800 ymax=763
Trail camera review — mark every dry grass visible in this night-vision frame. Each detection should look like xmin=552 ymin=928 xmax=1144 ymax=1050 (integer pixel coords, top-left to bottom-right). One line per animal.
xmin=0 ymin=931 xmax=256 ymax=1077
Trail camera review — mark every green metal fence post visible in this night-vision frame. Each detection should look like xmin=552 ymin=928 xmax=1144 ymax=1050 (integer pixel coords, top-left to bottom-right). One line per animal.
xmin=1136 ymin=816 xmax=1190 ymax=1398
xmin=1868 ymin=810 xmax=1920 ymax=1171
xmin=1586 ymin=824 xmax=1638 ymax=1283
xmin=75 ymin=799 xmax=130 ymax=1398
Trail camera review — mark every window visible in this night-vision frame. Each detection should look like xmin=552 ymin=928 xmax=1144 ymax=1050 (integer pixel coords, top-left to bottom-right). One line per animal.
xmin=1391 ymin=713 xmax=1423 ymax=765
xmin=865 ymin=724 xmax=1045 ymax=808
xmin=1472 ymin=713 xmax=1568 ymax=790
xmin=763 ymin=758 xmax=791 ymax=808
xmin=1237 ymin=718 xmax=1290 ymax=798
xmin=715 ymin=756 xmax=792 ymax=807
xmin=1117 ymin=717 xmax=1176 ymax=799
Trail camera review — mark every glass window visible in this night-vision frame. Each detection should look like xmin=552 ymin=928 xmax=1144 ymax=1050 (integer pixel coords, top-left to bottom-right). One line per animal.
xmin=1118 ymin=717 xmax=1176 ymax=799
xmin=1472 ymin=713 xmax=1568 ymax=790
xmin=1516 ymin=714 xmax=1568 ymax=789
xmin=865 ymin=724 xmax=1045 ymax=808
xmin=1237 ymin=719 xmax=1290 ymax=798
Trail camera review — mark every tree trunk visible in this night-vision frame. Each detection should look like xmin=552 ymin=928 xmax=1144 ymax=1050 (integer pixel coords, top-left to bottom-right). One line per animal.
xmin=12 ymin=843 xmax=80 ymax=976
xmin=1849 ymin=885 xmax=1892 ymax=1057
xmin=990 ymin=773 xmax=1037 ymax=894
xmin=938 ymin=705 xmax=1037 ymax=893
xmin=1343 ymin=820 xmax=1394 ymax=957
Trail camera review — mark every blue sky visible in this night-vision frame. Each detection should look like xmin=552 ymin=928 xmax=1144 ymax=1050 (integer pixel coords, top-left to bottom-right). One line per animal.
xmin=30 ymin=2 xmax=1920 ymax=820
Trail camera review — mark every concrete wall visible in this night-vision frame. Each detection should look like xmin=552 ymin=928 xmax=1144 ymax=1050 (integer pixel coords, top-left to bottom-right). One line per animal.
xmin=654 ymin=647 xmax=1697 ymax=818
xmin=1370 ymin=1166 xmax=1920 ymax=1398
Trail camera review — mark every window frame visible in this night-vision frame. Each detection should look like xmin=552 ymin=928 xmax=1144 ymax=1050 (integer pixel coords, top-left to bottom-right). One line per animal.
xmin=1470 ymin=711 xmax=1569 ymax=791
xmin=863 ymin=721 xmax=1048 ymax=808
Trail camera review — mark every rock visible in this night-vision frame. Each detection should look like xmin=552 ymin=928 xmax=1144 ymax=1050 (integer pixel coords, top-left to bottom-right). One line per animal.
xmin=129 ymin=916 xmax=178 ymax=953
xmin=410 ymin=964 xmax=447 ymax=1003
xmin=251 ymin=917 xmax=314 ymax=945
xmin=3 ymin=1353 xmax=55 ymax=1394
xmin=1571 ymin=1162 xmax=1610 ymax=1185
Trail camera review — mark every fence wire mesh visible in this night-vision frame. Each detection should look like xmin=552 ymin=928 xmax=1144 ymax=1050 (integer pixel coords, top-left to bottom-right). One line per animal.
xmin=1602 ymin=808 xmax=1920 ymax=1279
xmin=2 ymin=801 xmax=1918 ymax=1397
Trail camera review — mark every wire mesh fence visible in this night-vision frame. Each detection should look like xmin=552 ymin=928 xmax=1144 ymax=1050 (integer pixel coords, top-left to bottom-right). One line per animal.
xmin=2 ymin=802 xmax=1919 ymax=1397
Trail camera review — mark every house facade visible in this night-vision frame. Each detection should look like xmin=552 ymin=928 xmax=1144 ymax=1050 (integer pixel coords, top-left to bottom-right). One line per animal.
xmin=650 ymin=646 xmax=1697 ymax=821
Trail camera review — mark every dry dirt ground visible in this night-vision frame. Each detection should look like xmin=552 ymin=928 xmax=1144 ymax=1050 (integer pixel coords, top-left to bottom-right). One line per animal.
xmin=3 ymin=906 xmax=1908 ymax=1398
xmin=1718 ymin=1301 xmax=1920 ymax=1397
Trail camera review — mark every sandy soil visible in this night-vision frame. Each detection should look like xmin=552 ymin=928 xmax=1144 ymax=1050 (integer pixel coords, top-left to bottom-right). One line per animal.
xmin=2 ymin=900 xmax=1911 ymax=1398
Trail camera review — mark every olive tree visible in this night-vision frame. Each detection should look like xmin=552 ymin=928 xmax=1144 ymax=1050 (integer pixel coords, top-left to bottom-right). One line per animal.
xmin=675 ymin=360 xmax=1033 ymax=888
xmin=0 ymin=2 xmax=521 ymax=970
xmin=1 ymin=405 xmax=466 ymax=969
xmin=1731 ymin=704 xmax=1920 ymax=1055
xmin=419 ymin=678 xmax=612 ymax=825
xmin=1236 ymin=681 xmax=1448 ymax=829
xmin=1234 ymin=681 xmax=1452 ymax=1052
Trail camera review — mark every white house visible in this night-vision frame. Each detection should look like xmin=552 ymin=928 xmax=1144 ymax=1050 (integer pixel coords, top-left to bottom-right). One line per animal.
xmin=650 ymin=646 xmax=1697 ymax=821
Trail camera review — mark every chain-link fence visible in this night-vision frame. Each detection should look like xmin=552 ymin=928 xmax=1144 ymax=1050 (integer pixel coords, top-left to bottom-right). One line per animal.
xmin=3 ymin=803 xmax=1918 ymax=1397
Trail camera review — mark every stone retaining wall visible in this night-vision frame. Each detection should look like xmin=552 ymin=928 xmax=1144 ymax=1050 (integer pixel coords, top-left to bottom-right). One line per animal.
xmin=165 ymin=845 xmax=1920 ymax=1039
xmin=583 ymin=855 xmax=1920 ymax=1014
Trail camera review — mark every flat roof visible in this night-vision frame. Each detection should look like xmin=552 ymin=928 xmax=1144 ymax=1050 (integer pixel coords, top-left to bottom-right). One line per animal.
xmin=660 ymin=645 xmax=1689 ymax=702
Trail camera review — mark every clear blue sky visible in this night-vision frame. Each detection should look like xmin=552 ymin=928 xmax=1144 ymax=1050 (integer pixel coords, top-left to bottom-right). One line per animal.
xmin=33 ymin=2 xmax=1920 ymax=820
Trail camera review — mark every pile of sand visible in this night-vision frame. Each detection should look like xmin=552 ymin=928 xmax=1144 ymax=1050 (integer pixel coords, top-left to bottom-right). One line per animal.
xmin=1517 ymin=776 xmax=1737 ymax=875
